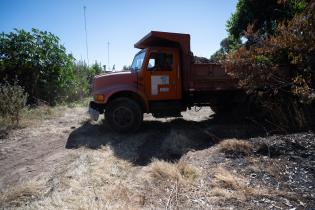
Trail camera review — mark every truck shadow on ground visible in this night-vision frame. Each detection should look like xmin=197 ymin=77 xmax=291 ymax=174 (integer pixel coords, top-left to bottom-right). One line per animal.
xmin=66 ymin=116 xmax=266 ymax=166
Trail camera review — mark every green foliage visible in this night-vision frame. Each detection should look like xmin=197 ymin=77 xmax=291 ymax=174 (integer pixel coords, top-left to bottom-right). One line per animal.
xmin=226 ymin=0 xmax=309 ymax=39
xmin=210 ymin=36 xmax=241 ymax=63
xmin=0 ymin=29 xmax=75 ymax=104
xmin=64 ymin=61 xmax=102 ymax=102
xmin=0 ymin=29 xmax=102 ymax=105
xmin=0 ymin=80 xmax=28 ymax=126
xmin=209 ymin=49 xmax=225 ymax=63
xmin=211 ymin=0 xmax=309 ymax=61
xmin=91 ymin=61 xmax=103 ymax=75
xmin=220 ymin=36 xmax=242 ymax=54
xmin=254 ymin=55 xmax=272 ymax=65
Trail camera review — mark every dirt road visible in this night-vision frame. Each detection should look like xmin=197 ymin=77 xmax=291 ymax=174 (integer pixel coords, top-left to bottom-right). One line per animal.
xmin=0 ymin=106 xmax=220 ymax=190
xmin=0 ymin=107 xmax=86 ymax=191
xmin=0 ymin=106 xmax=314 ymax=209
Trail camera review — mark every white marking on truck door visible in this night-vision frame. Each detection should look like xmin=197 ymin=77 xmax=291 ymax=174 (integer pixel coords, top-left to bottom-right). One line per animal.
xmin=151 ymin=75 xmax=169 ymax=95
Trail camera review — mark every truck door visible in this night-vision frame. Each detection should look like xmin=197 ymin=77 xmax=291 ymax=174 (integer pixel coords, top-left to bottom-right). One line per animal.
xmin=144 ymin=48 xmax=181 ymax=100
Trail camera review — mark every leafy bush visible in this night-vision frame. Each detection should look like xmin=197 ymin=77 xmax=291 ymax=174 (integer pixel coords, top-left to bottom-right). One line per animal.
xmin=0 ymin=80 xmax=28 ymax=125
xmin=0 ymin=29 xmax=103 ymax=105
xmin=224 ymin=1 xmax=315 ymax=130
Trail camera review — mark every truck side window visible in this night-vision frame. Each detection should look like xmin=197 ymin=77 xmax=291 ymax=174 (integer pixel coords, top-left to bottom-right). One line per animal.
xmin=148 ymin=58 xmax=155 ymax=70
xmin=147 ymin=52 xmax=173 ymax=71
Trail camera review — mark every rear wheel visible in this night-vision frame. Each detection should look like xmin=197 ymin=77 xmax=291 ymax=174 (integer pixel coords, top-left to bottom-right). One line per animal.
xmin=105 ymin=97 xmax=143 ymax=132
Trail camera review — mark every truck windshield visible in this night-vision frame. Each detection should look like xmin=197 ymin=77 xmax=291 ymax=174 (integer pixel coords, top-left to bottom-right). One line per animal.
xmin=131 ymin=50 xmax=146 ymax=72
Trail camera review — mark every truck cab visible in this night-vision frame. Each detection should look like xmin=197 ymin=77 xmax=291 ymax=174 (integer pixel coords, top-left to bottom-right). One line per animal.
xmin=89 ymin=31 xmax=240 ymax=132
xmin=134 ymin=47 xmax=182 ymax=101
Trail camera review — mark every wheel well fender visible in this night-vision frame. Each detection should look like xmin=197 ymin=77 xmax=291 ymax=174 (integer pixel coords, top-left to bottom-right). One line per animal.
xmin=107 ymin=91 xmax=148 ymax=112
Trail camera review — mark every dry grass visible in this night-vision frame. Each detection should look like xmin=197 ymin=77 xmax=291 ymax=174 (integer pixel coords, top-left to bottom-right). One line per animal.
xmin=211 ymin=165 xmax=302 ymax=206
xmin=138 ymin=159 xmax=200 ymax=209
xmin=0 ymin=147 xmax=143 ymax=210
xmin=0 ymin=105 xmax=67 ymax=129
xmin=65 ymin=97 xmax=91 ymax=108
xmin=1 ymin=97 xmax=90 ymax=129
xmin=218 ymin=139 xmax=253 ymax=156
xmin=22 ymin=105 xmax=63 ymax=122
xmin=0 ymin=180 xmax=45 ymax=208
xmin=212 ymin=167 xmax=270 ymax=202
xmin=146 ymin=159 xmax=199 ymax=183
xmin=214 ymin=167 xmax=244 ymax=190
xmin=0 ymin=141 xmax=305 ymax=209
xmin=0 ymin=105 xmax=61 ymax=129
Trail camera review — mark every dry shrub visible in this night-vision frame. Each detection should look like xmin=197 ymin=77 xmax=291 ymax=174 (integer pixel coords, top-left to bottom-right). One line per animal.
xmin=141 ymin=159 xmax=200 ymax=209
xmin=0 ymin=80 xmax=28 ymax=126
xmin=224 ymin=1 xmax=315 ymax=130
xmin=147 ymin=160 xmax=180 ymax=181
xmin=146 ymin=159 xmax=199 ymax=183
xmin=218 ymin=139 xmax=253 ymax=156
xmin=177 ymin=161 xmax=199 ymax=181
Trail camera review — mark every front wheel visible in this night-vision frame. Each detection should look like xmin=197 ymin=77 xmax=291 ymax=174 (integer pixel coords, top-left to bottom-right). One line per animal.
xmin=105 ymin=97 xmax=143 ymax=132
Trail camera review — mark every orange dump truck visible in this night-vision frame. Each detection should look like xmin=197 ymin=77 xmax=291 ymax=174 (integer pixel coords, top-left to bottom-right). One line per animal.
xmin=89 ymin=31 xmax=243 ymax=132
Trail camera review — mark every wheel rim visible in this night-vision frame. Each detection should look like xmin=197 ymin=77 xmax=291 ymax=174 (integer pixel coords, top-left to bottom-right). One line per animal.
xmin=112 ymin=106 xmax=134 ymax=128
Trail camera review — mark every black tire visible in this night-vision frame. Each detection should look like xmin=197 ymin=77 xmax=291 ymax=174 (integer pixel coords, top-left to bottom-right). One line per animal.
xmin=105 ymin=97 xmax=143 ymax=133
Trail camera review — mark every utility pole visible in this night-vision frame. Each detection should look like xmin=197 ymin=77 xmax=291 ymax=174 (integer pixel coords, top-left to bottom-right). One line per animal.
xmin=107 ymin=41 xmax=110 ymax=71
xmin=83 ymin=6 xmax=89 ymax=65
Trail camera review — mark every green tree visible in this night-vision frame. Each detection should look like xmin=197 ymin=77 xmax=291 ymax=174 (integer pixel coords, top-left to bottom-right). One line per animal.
xmin=210 ymin=35 xmax=241 ymax=63
xmin=210 ymin=0 xmax=309 ymax=62
xmin=0 ymin=28 xmax=75 ymax=104
xmin=226 ymin=0 xmax=309 ymax=39
xmin=91 ymin=61 xmax=103 ymax=75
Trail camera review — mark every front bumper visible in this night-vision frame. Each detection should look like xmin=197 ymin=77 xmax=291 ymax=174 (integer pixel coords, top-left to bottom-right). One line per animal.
xmin=88 ymin=101 xmax=105 ymax=121
xmin=89 ymin=107 xmax=99 ymax=121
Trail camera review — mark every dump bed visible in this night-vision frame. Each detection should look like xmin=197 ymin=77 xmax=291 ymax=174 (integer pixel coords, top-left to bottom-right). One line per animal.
xmin=189 ymin=63 xmax=238 ymax=92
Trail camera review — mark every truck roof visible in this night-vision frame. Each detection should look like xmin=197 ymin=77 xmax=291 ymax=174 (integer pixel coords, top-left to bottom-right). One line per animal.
xmin=134 ymin=31 xmax=191 ymax=54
